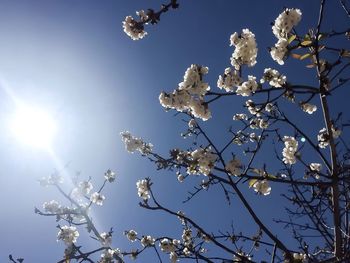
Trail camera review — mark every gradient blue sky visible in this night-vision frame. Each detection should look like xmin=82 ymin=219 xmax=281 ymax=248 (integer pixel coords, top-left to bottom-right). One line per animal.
xmin=0 ymin=0 xmax=348 ymax=262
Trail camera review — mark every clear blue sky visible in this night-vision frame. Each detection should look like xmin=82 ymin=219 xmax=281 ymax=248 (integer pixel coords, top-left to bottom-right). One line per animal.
xmin=0 ymin=0 xmax=348 ymax=262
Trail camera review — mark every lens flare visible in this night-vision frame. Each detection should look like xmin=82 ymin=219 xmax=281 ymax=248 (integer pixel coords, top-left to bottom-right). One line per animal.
xmin=10 ymin=105 xmax=57 ymax=149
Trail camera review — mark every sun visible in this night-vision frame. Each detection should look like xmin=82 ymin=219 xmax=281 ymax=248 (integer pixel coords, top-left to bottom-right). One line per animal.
xmin=10 ymin=104 xmax=57 ymax=149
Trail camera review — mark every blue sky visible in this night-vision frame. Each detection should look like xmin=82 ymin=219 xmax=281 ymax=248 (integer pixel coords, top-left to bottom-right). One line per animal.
xmin=0 ymin=0 xmax=348 ymax=262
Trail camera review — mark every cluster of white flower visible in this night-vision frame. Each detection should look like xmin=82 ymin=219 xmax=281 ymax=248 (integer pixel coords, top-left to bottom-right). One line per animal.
xmin=233 ymin=113 xmax=248 ymax=121
xmin=183 ymin=247 xmax=191 ymax=256
xmin=104 ymin=169 xmax=116 ymax=183
xmin=290 ymin=252 xmax=307 ymax=263
xmin=182 ymin=228 xmax=192 ymax=247
xmin=159 ymin=238 xmax=179 ymax=252
xmin=317 ymin=128 xmax=329 ymax=148
xmin=273 ymin=8 xmax=302 ymax=39
xmin=57 ymin=226 xmax=79 ymax=245
xmin=245 ymin=100 xmax=261 ymax=116
xmin=141 ymin=235 xmax=155 ymax=247
xmin=332 ymin=126 xmax=342 ymax=138
xmin=120 ymin=131 xmax=153 ymax=155
xmin=270 ymin=8 xmax=302 ymax=64
xmin=260 ymin=68 xmax=287 ymax=88
xmin=236 ymin=75 xmax=258 ymax=97
xmin=38 ymin=173 xmax=63 ymax=187
xmin=217 ymin=67 xmax=242 ymax=92
xmin=126 ymin=229 xmax=138 ymax=242
xmin=301 ymin=103 xmax=317 ymax=114
xmin=90 ymin=192 xmax=105 ymax=206
xmin=136 ymin=179 xmax=150 ymax=200
xmin=252 ymin=179 xmax=271 ymax=195
xmin=317 ymin=126 xmax=341 ymax=148
xmin=230 ymin=29 xmax=258 ymax=69
xmin=43 ymin=200 xmax=61 ymax=214
xmin=233 ymin=251 xmax=252 ymax=262
xmin=310 ymin=163 xmax=322 ymax=172
xmin=282 ymin=136 xmax=298 ymax=165
xmin=249 ymin=132 xmax=261 ymax=142
xmin=100 ymin=232 xmax=112 ymax=246
xmin=225 ymin=158 xmax=242 ymax=176
xmin=187 ymin=147 xmax=217 ymax=176
xmin=177 ymin=210 xmax=186 ymax=225
xmin=70 ymin=187 xmax=86 ymax=204
xmin=43 ymin=202 xmax=88 ymax=222
xmin=232 ymin=131 xmax=245 ymax=145
xmin=78 ymin=180 xmax=93 ymax=195
xmin=249 ymin=118 xmax=269 ymax=129
xmin=100 ymin=249 xmax=122 ymax=263
xmin=122 ymin=10 xmax=149 ymax=40
xmin=159 ymin=65 xmax=211 ymax=121
xmin=270 ymin=39 xmax=289 ymax=65
xmin=265 ymin=103 xmax=275 ymax=113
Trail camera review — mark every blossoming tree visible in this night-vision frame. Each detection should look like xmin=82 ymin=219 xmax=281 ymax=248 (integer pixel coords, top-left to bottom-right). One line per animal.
xmin=10 ymin=0 xmax=350 ymax=262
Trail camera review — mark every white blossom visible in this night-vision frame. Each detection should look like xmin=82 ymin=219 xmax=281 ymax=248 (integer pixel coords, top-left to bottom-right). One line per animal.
xmin=120 ymin=131 xmax=153 ymax=155
xmin=38 ymin=173 xmax=63 ymax=187
xmin=159 ymin=65 xmax=211 ymax=121
xmin=182 ymin=228 xmax=192 ymax=246
xmin=230 ymin=29 xmax=258 ymax=69
xmin=57 ymin=226 xmax=79 ymax=245
xmin=265 ymin=103 xmax=274 ymax=112
xmin=260 ymin=68 xmax=286 ymax=87
xmin=100 ymin=232 xmax=112 ymax=247
xmin=332 ymin=126 xmax=342 ymax=138
xmin=141 ymin=235 xmax=155 ymax=247
xmin=180 ymin=64 xmax=209 ymax=96
xmin=78 ymin=181 xmax=93 ymax=195
xmin=236 ymin=75 xmax=258 ymax=97
xmin=122 ymin=14 xmax=147 ymax=40
xmin=282 ymin=136 xmax=298 ymax=165
xmin=317 ymin=126 xmax=341 ymax=148
xmin=245 ymin=100 xmax=261 ymax=116
xmin=104 ymin=169 xmax=116 ymax=183
xmin=189 ymin=98 xmax=211 ymax=120
xmin=310 ymin=163 xmax=322 ymax=172
xmin=318 ymin=128 xmax=329 ymax=148
xmin=136 ymin=10 xmax=149 ymax=22
xmin=217 ymin=67 xmax=242 ymax=92
xmin=252 ymin=180 xmax=271 ymax=195
xmin=183 ymin=247 xmax=191 ymax=256
xmin=177 ymin=210 xmax=186 ymax=225
xmin=100 ymin=249 xmax=120 ymax=263
xmin=90 ymin=192 xmax=105 ymax=206
xmin=188 ymin=147 xmax=217 ymax=176
xmin=159 ymin=238 xmax=176 ymax=252
xmin=292 ymin=252 xmax=307 ymax=263
xmin=43 ymin=200 xmax=61 ymax=214
xmin=272 ymin=8 xmax=302 ymax=39
xmin=136 ymin=179 xmax=150 ymax=200
xmin=270 ymin=38 xmax=288 ymax=65
xmin=301 ymin=103 xmax=317 ymax=114
xmin=225 ymin=158 xmax=242 ymax=176
xmin=250 ymin=118 xmax=268 ymax=130
xmin=233 ymin=113 xmax=248 ymax=120
xmin=249 ymin=132 xmax=260 ymax=142
xmin=126 ymin=230 xmax=138 ymax=242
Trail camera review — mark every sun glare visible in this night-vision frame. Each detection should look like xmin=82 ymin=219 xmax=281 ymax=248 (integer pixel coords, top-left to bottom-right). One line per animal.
xmin=10 ymin=105 xmax=57 ymax=149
